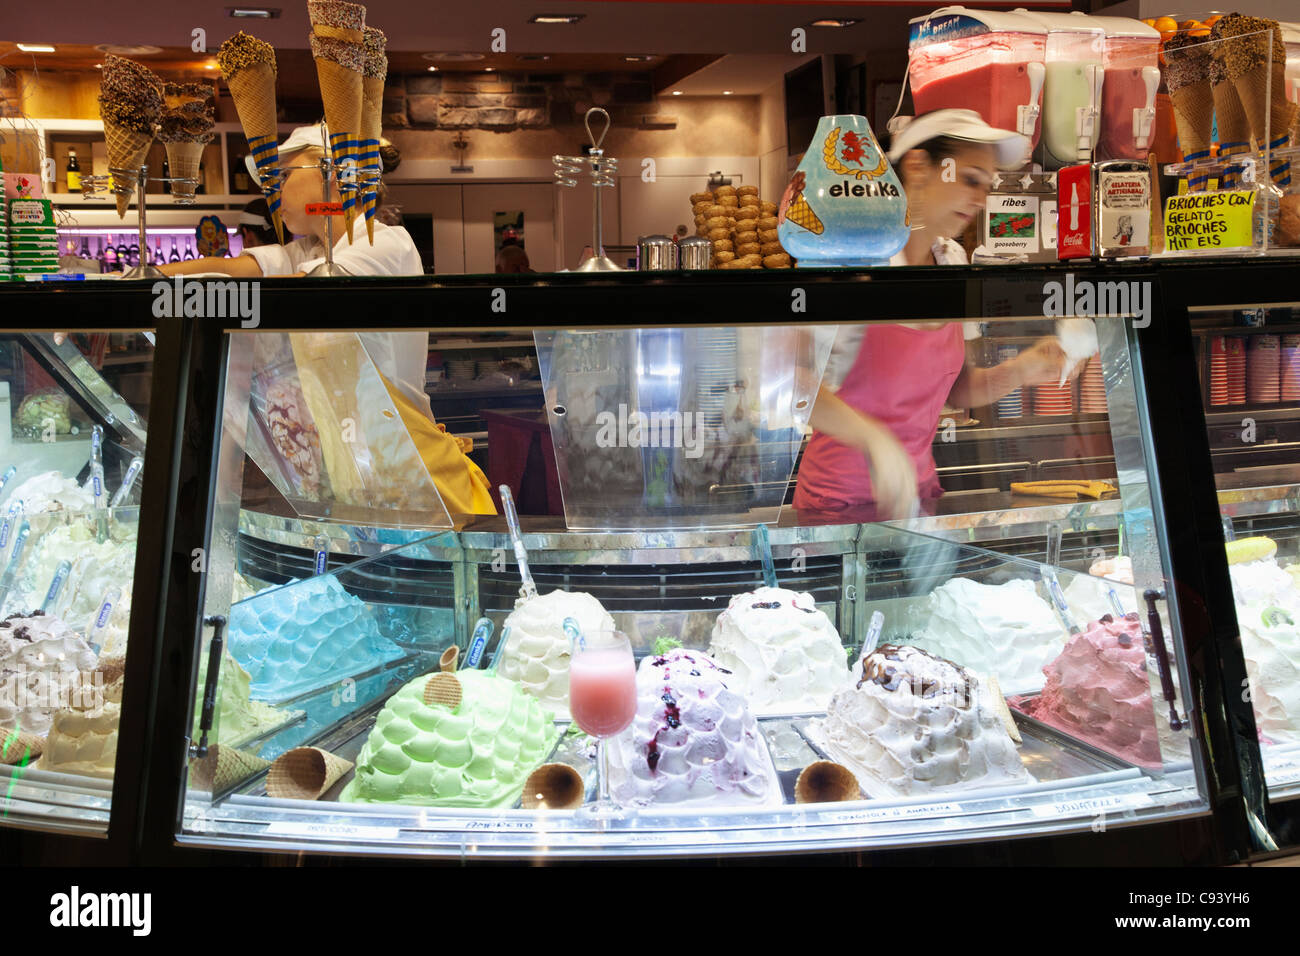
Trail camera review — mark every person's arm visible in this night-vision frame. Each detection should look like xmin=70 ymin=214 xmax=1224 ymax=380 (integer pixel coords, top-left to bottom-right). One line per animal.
xmin=158 ymin=255 xmax=263 ymax=277
xmin=807 ymin=385 xmax=918 ymax=520
xmin=947 ymin=336 xmax=1072 ymax=408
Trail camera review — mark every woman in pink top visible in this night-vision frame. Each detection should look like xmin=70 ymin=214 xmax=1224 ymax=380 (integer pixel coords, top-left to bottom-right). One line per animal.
xmin=795 ymin=111 xmax=1073 ymax=519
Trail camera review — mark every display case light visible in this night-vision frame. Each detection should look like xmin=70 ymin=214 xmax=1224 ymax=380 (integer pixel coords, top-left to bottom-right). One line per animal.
xmin=16 ymin=44 xmax=56 ymax=53
xmin=227 ymin=7 xmax=280 ymax=17
xmin=529 ymin=14 xmax=584 ymax=24
xmin=810 ymin=19 xmax=859 ymax=28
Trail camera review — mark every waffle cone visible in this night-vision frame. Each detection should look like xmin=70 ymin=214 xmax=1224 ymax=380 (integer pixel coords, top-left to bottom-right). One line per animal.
xmin=794 ymin=761 xmax=860 ymax=804
xmin=1212 ymin=81 xmax=1254 ymax=150
xmin=225 ymin=64 xmax=286 ymax=242
xmin=190 ymin=744 xmax=270 ymax=792
xmin=315 ymin=56 xmax=363 ymax=243
xmin=313 ymin=24 xmax=364 ymax=44
xmin=1169 ymin=81 xmax=1214 ymax=161
xmin=423 ymin=673 xmax=463 ymax=709
xmin=986 ymin=674 xmax=1021 ymax=743
xmin=785 ymin=193 xmax=823 ymax=235
xmin=360 ymin=74 xmax=385 ymax=245
xmin=520 ymin=763 xmax=584 ymax=810
xmin=439 ymin=645 xmax=459 ymax=672
xmin=266 ymin=746 xmax=353 ymax=800
xmin=1233 ymin=64 xmax=1296 ymax=151
xmin=0 ymin=728 xmax=44 ymax=765
xmin=165 ymin=140 xmax=206 ymax=201
xmin=103 ymin=120 xmax=153 ymax=219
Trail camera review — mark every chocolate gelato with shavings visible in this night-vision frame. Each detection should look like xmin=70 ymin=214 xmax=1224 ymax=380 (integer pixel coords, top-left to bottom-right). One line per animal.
xmin=1213 ymin=14 xmax=1287 ymax=80
xmin=308 ymin=0 xmax=367 ymax=32
xmin=1162 ymin=32 xmax=1210 ymax=93
xmin=217 ymin=31 xmax=277 ymax=80
xmin=159 ymin=84 xmax=215 ymax=142
xmin=361 ymin=26 xmax=386 ymax=78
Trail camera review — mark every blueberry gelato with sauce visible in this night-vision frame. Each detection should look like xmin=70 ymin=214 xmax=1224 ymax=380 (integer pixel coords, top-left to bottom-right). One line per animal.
xmin=606 ymin=648 xmax=777 ymax=808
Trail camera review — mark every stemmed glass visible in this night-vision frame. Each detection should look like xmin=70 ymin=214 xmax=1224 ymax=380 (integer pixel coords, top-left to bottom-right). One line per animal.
xmin=564 ymin=620 xmax=636 ymax=821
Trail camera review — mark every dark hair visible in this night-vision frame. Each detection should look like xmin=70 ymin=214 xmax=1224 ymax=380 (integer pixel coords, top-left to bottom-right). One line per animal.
xmin=906 ymin=135 xmax=972 ymax=166
xmin=374 ymin=139 xmax=402 ymax=225
xmin=239 ymin=197 xmax=279 ymax=247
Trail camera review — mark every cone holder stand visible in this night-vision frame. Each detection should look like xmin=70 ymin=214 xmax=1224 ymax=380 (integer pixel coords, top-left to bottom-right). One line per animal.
xmin=1162 ymin=145 xmax=1298 ymax=255
xmin=554 ymin=107 xmax=621 ymax=272
xmin=273 ymin=121 xmax=381 ymax=278
xmin=80 ymin=165 xmax=200 ymax=279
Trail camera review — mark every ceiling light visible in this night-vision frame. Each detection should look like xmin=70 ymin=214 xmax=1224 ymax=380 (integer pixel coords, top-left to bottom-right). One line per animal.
xmin=205 ymin=62 xmax=217 ymax=69
xmin=423 ymin=52 xmax=485 ymax=62
xmin=529 ymin=14 xmax=584 ymax=24
xmin=722 ymin=90 xmax=733 ymax=95
xmin=94 ymin=63 xmax=103 ymax=69
xmin=810 ymin=19 xmax=860 ymax=28
xmin=16 ymin=44 xmax=56 ymax=53
xmin=428 ymin=66 xmax=439 ymax=72
xmin=94 ymin=44 xmax=163 ymax=55
xmin=226 ymin=6 xmax=279 ymax=17
xmin=485 ymin=67 xmax=495 ymax=72
xmin=672 ymin=90 xmax=682 ymax=96
xmin=624 ymin=55 xmax=655 ymax=62
xmin=517 ymin=54 xmax=552 ymax=62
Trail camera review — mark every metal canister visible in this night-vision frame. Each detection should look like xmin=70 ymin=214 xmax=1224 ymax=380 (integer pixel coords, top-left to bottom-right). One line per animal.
xmin=677 ymin=236 xmax=712 ymax=270
xmin=636 ymin=235 xmax=678 ymax=271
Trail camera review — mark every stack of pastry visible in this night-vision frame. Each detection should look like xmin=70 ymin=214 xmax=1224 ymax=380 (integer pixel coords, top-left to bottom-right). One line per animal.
xmin=690 ymin=185 xmax=792 ymax=269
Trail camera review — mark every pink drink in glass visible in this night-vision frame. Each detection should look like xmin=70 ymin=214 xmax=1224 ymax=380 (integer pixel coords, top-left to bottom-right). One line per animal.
xmin=569 ymin=648 xmax=636 ymax=738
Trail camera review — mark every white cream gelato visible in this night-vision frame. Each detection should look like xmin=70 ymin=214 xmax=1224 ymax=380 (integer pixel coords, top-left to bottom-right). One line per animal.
xmin=0 ymin=471 xmax=94 ymax=516
xmin=1236 ymin=605 xmax=1300 ymax=741
xmin=909 ymin=578 xmax=1068 ymax=696
xmin=606 ymin=648 xmax=776 ymax=808
xmin=1230 ymin=558 xmax=1300 ymax=611
xmin=707 ymin=586 xmax=849 ymax=714
xmin=814 ymin=644 xmax=1030 ymax=796
xmin=41 ymin=700 xmax=120 ymax=778
xmin=20 ymin=518 xmax=137 ymax=629
xmin=0 ymin=612 xmax=99 ymax=736
xmin=496 ymin=589 xmax=615 ymax=716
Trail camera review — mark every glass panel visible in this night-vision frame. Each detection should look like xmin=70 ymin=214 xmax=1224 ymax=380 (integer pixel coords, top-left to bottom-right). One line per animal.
xmin=1193 ymin=300 xmax=1300 ymax=798
xmin=176 ymin=309 xmax=1209 ymax=857
xmin=0 ymin=331 xmax=153 ymax=834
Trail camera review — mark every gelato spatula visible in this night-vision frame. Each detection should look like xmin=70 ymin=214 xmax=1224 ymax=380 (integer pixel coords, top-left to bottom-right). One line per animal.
xmin=109 ymin=455 xmax=144 ymax=508
xmin=0 ymin=501 xmax=24 ymax=564
xmin=41 ymin=560 xmax=72 ymax=614
xmin=465 ymin=616 xmax=494 ymax=669
xmin=0 ymin=465 xmax=16 ymax=500
xmin=563 ymin=615 xmax=585 ymax=652
xmin=87 ymin=586 xmax=122 ymax=654
xmin=0 ymin=521 xmax=31 ymax=612
xmin=499 ymin=485 xmax=537 ymax=600
xmin=1040 ymin=564 xmax=1081 ymax=635
xmin=89 ymin=426 xmax=108 ymax=544
xmin=854 ymin=610 xmax=885 ymax=680
xmin=753 ymin=523 xmax=778 ymax=589
xmin=311 ymin=533 xmax=330 ymax=576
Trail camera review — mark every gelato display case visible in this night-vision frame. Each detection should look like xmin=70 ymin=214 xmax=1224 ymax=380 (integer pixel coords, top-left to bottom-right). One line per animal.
xmin=44 ymin=262 xmax=1258 ymax=864
xmin=0 ymin=329 xmax=152 ymax=837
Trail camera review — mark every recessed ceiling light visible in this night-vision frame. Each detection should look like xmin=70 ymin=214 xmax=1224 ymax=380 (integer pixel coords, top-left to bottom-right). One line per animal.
xmin=16 ymin=44 xmax=56 ymax=53
xmin=529 ymin=14 xmax=584 ymax=24
xmin=205 ymin=62 xmax=217 ymax=69
xmin=624 ymin=55 xmax=655 ymax=62
xmin=672 ymin=90 xmax=682 ymax=96
xmin=94 ymin=63 xmax=103 ymax=69
xmin=226 ymin=6 xmax=279 ymax=17
xmin=810 ymin=18 xmax=860 ymax=28
xmin=423 ymin=52 xmax=485 ymax=62
xmin=95 ymin=44 xmax=163 ymax=55
xmin=428 ymin=66 xmax=439 ymax=72
xmin=485 ymin=67 xmax=495 ymax=72
xmin=722 ymin=90 xmax=733 ymax=95
xmin=517 ymin=54 xmax=552 ymax=62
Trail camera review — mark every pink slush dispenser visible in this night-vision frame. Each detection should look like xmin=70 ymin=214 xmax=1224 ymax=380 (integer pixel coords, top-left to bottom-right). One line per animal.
xmin=908 ymin=7 xmax=1046 ymax=156
xmin=1088 ymin=14 xmax=1161 ymax=161
xmin=1013 ymin=9 xmax=1106 ymax=170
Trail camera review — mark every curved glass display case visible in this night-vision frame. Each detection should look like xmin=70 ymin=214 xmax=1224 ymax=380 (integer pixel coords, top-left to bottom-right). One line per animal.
xmin=0 ymin=329 xmax=152 ymax=837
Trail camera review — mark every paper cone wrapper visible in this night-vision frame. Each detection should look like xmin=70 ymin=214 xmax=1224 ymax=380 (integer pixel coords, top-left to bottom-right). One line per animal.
xmin=0 ymin=728 xmax=44 ymax=765
xmin=794 ymin=761 xmax=860 ymax=804
xmin=165 ymin=140 xmax=206 ymax=200
xmin=439 ymin=645 xmax=459 ymax=672
xmin=1169 ymin=81 xmax=1214 ymax=161
xmin=1234 ymin=64 xmax=1295 ymax=154
xmin=315 ymin=57 xmax=363 ymax=243
xmin=360 ymin=74 xmax=385 ymax=245
xmin=520 ymin=763 xmax=584 ymax=810
xmin=103 ymin=120 xmax=153 ymax=219
xmin=191 ymin=744 xmax=270 ymax=792
xmin=266 ymin=746 xmax=353 ymax=800
xmin=785 ymin=193 xmax=823 ymax=235
xmin=225 ymin=65 xmax=286 ymax=242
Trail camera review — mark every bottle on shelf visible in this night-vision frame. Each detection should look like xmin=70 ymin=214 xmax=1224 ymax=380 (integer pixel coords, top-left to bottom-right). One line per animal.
xmin=233 ymin=150 xmax=251 ymax=192
xmin=115 ymin=235 xmax=129 ymax=267
xmin=162 ymin=156 xmax=171 ymax=195
xmin=155 ymin=237 xmax=166 ymax=265
xmin=79 ymin=235 xmax=91 ymax=260
xmin=103 ymin=236 xmax=118 ymax=271
xmin=66 ymin=148 xmax=82 ymax=193
xmin=169 ymin=238 xmax=181 ymax=263
xmin=183 ymin=240 xmax=196 ymax=260
xmin=127 ymin=237 xmax=140 ymax=267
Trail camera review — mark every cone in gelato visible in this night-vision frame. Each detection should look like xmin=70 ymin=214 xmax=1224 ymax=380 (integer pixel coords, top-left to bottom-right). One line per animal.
xmin=310 ymin=33 xmax=366 ymax=243
xmin=218 ymin=32 xmax=286 ymax=242
xmin=97 ymin=55 xmax=163 ymax=218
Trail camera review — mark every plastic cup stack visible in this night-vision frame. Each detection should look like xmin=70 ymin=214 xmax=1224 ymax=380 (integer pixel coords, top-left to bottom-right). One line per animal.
xmin=1079 ymin=352 xmax=1107 ymax=414
xmin=1247 ymin=335 xmax=1280 ymax=404
xmin=1209 ymin=336 xmax=1229 ymax=406
xmin=1282 ymin=335 xmax=1300 ymax=403
xmin=1033 ymin=381 xmax=1074 ymax=416
xmin=1226 ymin=337 xmax=1246 ymax=405
xmin=995 ymin=345 xmax=1022 ymax=420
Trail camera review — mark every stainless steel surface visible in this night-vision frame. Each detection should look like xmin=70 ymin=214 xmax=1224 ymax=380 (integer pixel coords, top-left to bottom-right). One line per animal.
xmin=678 ymin=236 xmax=712 ymax=269
xmin=636 ymin=235 xmax=678 ymax=271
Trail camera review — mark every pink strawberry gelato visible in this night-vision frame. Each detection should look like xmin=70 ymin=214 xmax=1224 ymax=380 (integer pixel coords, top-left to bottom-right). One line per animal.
xmin=1015 ymin=613 xmax=1163 ymax=768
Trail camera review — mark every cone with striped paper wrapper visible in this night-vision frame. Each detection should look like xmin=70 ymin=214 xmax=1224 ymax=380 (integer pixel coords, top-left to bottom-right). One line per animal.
xmin=218 ymin=33 xmax=286 ymax=242
xmin=1210 ymin=56 xmax=1254 ymax=190
xmin=1163 ymin=33 xmax=1214 ymax=192
xmin=311 ymin=33 xmax=365 ymax=243
xmin=359 ymin=27 xmax=386 ymax=245
xmin=1216 ymin=15 xmax=1297 ymax=188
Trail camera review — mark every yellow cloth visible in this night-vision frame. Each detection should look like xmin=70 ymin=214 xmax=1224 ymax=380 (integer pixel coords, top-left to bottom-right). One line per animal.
xmin=379 ymin=374 xmax=496 ymax=516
